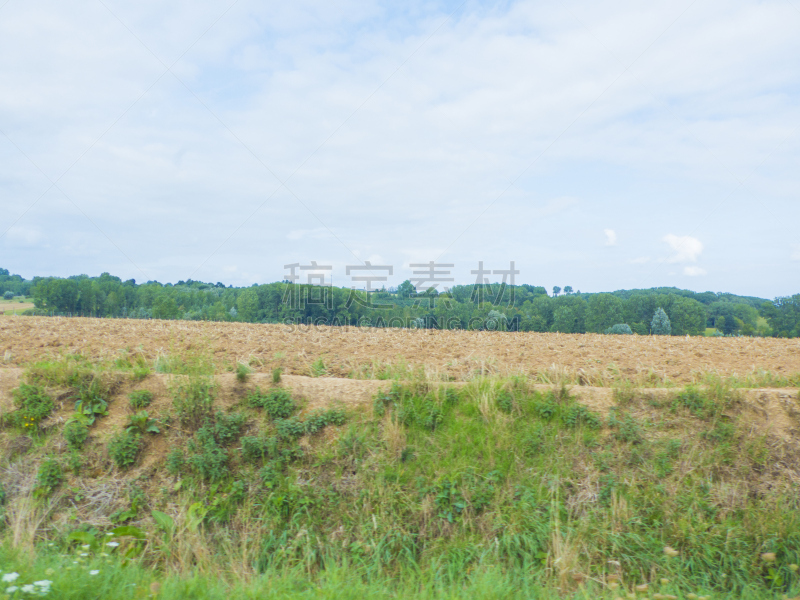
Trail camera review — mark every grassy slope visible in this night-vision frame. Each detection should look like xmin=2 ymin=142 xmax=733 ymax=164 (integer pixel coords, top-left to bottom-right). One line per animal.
xmin=1 ymin=356 xmax=800 ymax=599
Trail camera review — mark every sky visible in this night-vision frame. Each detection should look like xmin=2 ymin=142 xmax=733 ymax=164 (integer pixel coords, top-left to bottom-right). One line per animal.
xmin=1 ymin=0 xmax=799 ymax=298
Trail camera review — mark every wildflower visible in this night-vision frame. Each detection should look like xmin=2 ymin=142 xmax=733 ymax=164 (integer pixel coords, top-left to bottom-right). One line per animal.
xmin=6 ymin=586 xmax=19 ymax=593
xmin=106 ymin=542 xmax=119 ymax=548
xmin=81 ymin=545 xmax=90 ymax=550
xmin=34 ymin=580 xmax=53 ymax=587
xmin=2 ymin=573 xmax=19 ymax=583
xmin=89 ymin=570 xmax=99 ymax=576
xmin=761 ymin=552 xmax=777 ymax=562
xmin=106 ymin=532 xmax=114 ymax=536
xmin=22 ymin=584 xmax=35 ymax=593
xmin=80 ymin=553 xmax=88 ymax=557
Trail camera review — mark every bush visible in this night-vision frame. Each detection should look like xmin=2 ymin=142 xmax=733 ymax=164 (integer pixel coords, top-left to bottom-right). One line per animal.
xmin=651 ymin=307 xmax=671 ymax=335
xmin=166 ymin=447 xmax=185 ymax=475
xmin=272 ymin=367 xmax=282 ymax=384
xmin=3 ymin=291 xmax=14 ymax=300
xmin=128 ymin=390 xmax=153 ymax=409
xmin=108 ymin=430 xmax=142 ymax=469
xmin=605 ymin=323 xmax=633 ymax=335
xmin=10 ymin=384 xmax=54 ymax=428
xmin=63 ymin=420 xmax=89 ymax=449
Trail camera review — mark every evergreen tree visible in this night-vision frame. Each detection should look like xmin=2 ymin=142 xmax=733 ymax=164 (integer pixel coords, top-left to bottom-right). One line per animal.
xmin=651 ymin=307 xmax=671 ymax=335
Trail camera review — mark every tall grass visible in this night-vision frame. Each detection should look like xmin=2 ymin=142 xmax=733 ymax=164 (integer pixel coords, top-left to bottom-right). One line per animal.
xmin=1 ymin=368 xmax=799 ymax=598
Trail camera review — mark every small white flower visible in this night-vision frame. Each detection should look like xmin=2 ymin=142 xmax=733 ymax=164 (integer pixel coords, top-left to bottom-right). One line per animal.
xmin=34 ymin=580 xmax=53 ymax=587
xmin=80 ymin=553 xmax=89 ymax=557
xmin=106 ymin=532 xmax=114 ymax=536
xmin=2 ymin=572 xmax=19 ymax=582
xmin=89 ymin=570 xmax=99 ymax=576
xmin=6 ymin=585 xmax=19 ymax=593
xmin=81 ymin=544 xmax=90 ymax=549
xmin=22 ymin=584 xmax=36 ymax=593
xmin=106 ymin=541 xmax=119 ymax=548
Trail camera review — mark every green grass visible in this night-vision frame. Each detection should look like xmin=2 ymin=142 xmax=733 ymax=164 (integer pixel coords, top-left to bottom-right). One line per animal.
xmin=2 ymin=366 xmax=800 ymax=599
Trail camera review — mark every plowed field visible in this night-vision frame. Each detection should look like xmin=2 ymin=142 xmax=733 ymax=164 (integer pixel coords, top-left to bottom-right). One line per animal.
xmin=2 ymin=316 xmax=800 ymax=384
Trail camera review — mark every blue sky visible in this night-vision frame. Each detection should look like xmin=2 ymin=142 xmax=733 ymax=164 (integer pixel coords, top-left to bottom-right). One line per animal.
xmin=1 ymin=0 xmax=799 ymax=297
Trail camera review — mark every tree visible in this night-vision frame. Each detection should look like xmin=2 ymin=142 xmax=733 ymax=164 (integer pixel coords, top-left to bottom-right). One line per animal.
xmin=3 ymin=291 xmax=13 ymax=300
xmin=585 ymin=293 xmax=624 ymax=333
xmin=237 ymin=289 xmax=260 ymax=322
xmin=552 ymin=286 xmax=561 ymax=297
xmin=564 ymin=286 xmax=573 ymax=295
xmin=397 ymin=280 xmax=415 ymax=298
xmin=651 ymin=307 xmax=671 ymax=335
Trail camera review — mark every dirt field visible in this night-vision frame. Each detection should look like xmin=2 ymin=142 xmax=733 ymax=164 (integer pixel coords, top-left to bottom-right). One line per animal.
xmin=2 ymin=316 xmax=800 ymax=383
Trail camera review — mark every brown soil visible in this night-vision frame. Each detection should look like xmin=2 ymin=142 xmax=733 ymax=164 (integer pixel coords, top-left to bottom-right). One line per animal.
xmin=2 ymin=316 xmax=800 ymax=383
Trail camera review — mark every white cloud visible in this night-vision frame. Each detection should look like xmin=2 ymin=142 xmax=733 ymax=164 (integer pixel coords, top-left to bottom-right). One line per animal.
xmin=629 ymin=256 xmax=650 ymax=264
xmin=604 ymin=229 xmax=617 ymax=246
xmin=683 ymin=266 xmax=706 ymax=276
xmin=663 ymin=234 xmax=704 ymax=263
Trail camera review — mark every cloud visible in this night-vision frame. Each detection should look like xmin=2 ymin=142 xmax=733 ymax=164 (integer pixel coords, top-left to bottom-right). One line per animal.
xmin=792 ymin=244 xmax=800 ymax=262
xmin=683 ymin=266 xmax=706 ymax=276
xmin=663 ymin=234 xmax=703 ymax=263
xmin=629 ymin=256 xmax=650 ymax=264
xmin=604 ymin=229 xmax=617 ymax=246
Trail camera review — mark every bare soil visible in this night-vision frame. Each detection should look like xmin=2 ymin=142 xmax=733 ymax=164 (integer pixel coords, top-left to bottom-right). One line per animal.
xmin=2 ymin=316 xmax=800 ymax=383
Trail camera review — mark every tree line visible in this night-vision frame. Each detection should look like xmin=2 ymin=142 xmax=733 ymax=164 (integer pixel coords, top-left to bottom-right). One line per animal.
xmin=2 ymin=267 xmax=798 ymax=337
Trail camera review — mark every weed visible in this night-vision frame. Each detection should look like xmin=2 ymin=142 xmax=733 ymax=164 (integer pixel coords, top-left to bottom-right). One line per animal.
xmin=128 ymin=389 xmax=153 ymax=409
xmin=166 ymin=447 xmax=185 ymax=476
xmin=272 ymin=367 xmax=282 ymax=385
xmin=108 ymin=430 xmax=142 ymax=469
xmin=311 ymin=357 xmax=327 ymax=377
xmin=609 ymin=410 xmax=644 ymax=444
xmin=35 ymin=458 xmax=63 ymax=495
xmin=9 ymin=384 xmax=54 ymax=428
xmin=63 ymin=419 xmax=89 ymax=449
xmin=187 ymin=427 xmax=228 ymax=481
xmin=246 ymin=388 xmax=295 ymax=420
xmin=235 ymin=362 xmax=251 ymax=383
xmin=72 ymin=378 xmax=109 ymax=425
xmin=126 ymin=410 xmax=160 ymax=434
xmin=132 ymin=366 xmax=151 ymax=381
xmin=173 ymin=376 xmax=216 ymax=429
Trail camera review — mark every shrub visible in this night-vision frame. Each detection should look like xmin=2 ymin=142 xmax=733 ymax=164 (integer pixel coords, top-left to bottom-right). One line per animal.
xmin=36 ymin=459 xmax=63 ymax=494
xmin=108 ymin=430 xmax=142 ymax=469
xmin=651 ymin=307 xmax=671 ymax=335
xmin=304 ymin=408 xmax=347 ymax=434
xmin=129 ymin=389 xmax=153 ymax=409
xmin=3 ymin=291 xmax=13 ymax=300
xmin=605 ymin=323 xmax=633 ymax=335
xmin=272 ymin=367 xmax=282 ymax=385
xmin=63 ymin=419 xmax=89 ymax=449
xmin=212 ymin=411 xmax=246 ymax=445
xmin=10 ymin=384 xmax=54 ymax=428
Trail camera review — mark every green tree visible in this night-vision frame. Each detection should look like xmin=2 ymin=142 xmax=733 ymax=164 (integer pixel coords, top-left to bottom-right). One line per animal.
xmin=236 ymin=289 xmax=260 ymax=322
xmin=651 ymin=307 xmax=671 ymax=335
xmin=552 ymin=286 xmax=561 ymax=297
xmin=563 ymin=286 xmax=573 ymax=295
xmin=585 ymin=293 xmax=624 ymax=333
